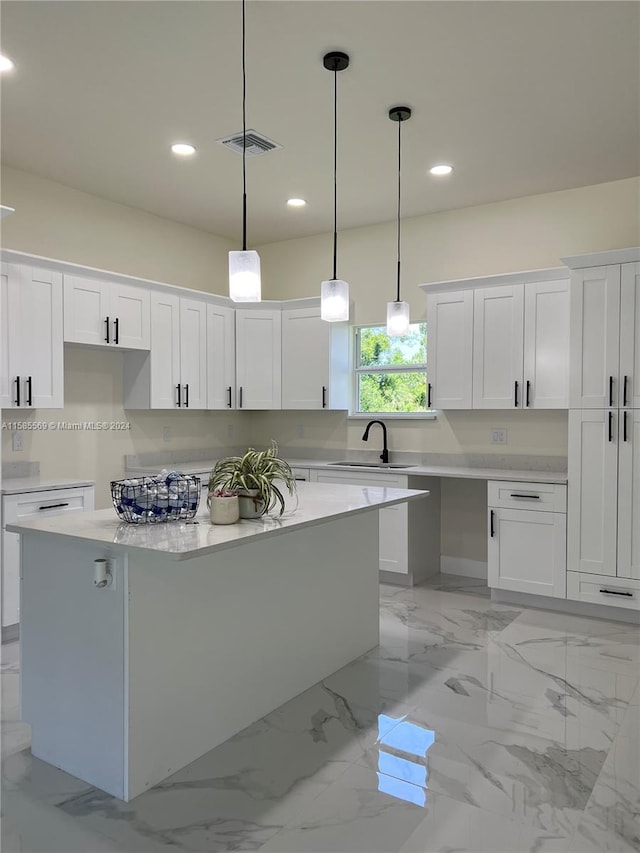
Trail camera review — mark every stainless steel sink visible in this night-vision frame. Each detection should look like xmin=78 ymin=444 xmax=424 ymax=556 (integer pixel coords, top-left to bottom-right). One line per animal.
xmin=329 ymin=462 xmax=415 ymax=469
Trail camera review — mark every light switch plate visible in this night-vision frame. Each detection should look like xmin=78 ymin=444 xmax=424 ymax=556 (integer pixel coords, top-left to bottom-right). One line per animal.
xmin=12 ymin=431 xmax=23 ymax=451
xmin=491 ymin=428 xmax=508 ymax=444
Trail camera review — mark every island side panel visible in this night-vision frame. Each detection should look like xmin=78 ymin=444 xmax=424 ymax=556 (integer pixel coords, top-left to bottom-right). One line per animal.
xmin=126 ymin=511 xmax=380 ymax=799
xmin=20 ymin=536 xmax=126 ymax=799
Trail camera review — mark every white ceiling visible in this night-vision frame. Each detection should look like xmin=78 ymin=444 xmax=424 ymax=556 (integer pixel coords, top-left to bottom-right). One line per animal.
xmin=1 ymin=1 xmax=638 ymax=245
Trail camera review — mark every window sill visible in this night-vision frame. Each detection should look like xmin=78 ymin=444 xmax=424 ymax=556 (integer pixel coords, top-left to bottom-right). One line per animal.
xmin=347 ymin=411 xmax=438 ymax=421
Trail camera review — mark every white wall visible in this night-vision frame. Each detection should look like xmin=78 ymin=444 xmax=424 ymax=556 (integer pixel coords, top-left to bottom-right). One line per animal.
xmin=0 ymin=166 xmax=234 ymax=294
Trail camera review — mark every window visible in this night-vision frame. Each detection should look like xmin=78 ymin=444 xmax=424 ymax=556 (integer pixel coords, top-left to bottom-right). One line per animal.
xmin=354 ymin=323 xmax=429 ymax=415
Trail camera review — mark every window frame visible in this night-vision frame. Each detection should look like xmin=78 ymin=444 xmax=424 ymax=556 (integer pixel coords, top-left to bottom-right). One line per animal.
xmin=351 ymin=323 xmax=436 ymax=419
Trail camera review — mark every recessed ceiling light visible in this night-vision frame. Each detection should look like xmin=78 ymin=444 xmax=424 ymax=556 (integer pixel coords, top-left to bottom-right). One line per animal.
xmin=429 ymin=164 xmax=453 ymax=176
xmin=287 ymin=198 xmax=306 ymax=208
xmin=0 ymin=55 xmax=15 ymax=73
xmin=171 ymin=143 xmax=196 ymax=157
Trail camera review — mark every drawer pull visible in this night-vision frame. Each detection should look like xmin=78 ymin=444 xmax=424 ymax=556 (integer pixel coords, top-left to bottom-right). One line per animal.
xmin=510 ymin=493 xmax=540 ymax=499
xmin=490 ymin=509 xmax=495 ymax=538
xmin=599 ymin=588 xmax=634 ymax=597
xmin=38 ymin=502 xmax=70 ymax=511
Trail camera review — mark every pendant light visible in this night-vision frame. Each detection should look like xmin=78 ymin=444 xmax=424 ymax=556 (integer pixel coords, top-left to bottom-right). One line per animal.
xmin=386 ymin=106 xmax=412 ymax=336
xmin=229 ymin=0 xmax=261 ymax=302
xmin=320 ymin=51 xmax=350 ymax=322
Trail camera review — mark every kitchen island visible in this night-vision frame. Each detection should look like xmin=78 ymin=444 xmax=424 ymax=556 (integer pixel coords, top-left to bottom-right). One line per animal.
xmin=8 ymin=481 xmax=429 ymax=801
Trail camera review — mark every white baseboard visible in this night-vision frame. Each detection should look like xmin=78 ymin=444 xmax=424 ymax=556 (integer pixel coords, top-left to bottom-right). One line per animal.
xmin=440 ymin=556 xmax=487 ymax=579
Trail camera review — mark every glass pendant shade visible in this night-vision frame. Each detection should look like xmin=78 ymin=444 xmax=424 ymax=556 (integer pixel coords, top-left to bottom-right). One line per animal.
xmin=386 ymin=300 xmax=410 ymax=337
xmin=321 ymin=279 xmax=349 ymax=322
xmin=229 ymin=250 xmax=261 ymax=302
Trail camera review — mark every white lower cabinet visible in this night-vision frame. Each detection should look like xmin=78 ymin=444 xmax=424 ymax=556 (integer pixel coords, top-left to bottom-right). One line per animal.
xmin=1 ymin=485 xmax=95 ymax=629
xmin=308 ymin=469 xmax=440 ymax=584
xmin=567 ymin=408 xmax=640 ymax=609
xmin=488 ymin=481 xmax=567 ymax=598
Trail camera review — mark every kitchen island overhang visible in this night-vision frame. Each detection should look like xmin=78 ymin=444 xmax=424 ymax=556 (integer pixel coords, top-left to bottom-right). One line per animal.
xmin=9 ymin=481 xmax=429 ymax=801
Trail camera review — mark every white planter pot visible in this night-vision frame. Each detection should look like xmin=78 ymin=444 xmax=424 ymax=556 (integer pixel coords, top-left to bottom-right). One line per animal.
xmin=238 ymin=490 xmax=266 ymax=519
xmin=209 ymin=495 xmax=240 ymax=525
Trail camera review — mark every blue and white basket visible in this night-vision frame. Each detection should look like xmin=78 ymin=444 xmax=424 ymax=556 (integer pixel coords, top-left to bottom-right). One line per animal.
xmin=111 ymin=471 xmax=201 ymax=523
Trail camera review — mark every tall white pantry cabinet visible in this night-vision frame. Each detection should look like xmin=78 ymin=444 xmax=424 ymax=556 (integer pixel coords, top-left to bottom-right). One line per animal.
xmin=567 ymin=253 xmax=640 ymax=610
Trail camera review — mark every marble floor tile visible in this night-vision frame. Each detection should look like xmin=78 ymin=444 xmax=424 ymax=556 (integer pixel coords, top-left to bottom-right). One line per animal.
xmin=356 ymin=706 xmax=611 ymax=835
xmin=569 ymin=735 xmax=640 ymax=853
xmin=2 ymin=575 xmax=640 ymax=853
xmin=258 ymin=763 xmax=431 ymax=852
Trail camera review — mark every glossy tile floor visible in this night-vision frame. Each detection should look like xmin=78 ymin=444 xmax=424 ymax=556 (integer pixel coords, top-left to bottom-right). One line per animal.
xmin=2 ymin=574 xmax=639 ymax=852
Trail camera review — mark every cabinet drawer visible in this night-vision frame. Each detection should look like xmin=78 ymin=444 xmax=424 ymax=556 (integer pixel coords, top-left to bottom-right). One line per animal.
xmin=567 ymin=572 xmax=640 ymax=611
xmin=488 ymin=480 xmax=566 ymax=512
xmin=311 ymin=469 xmax=408 ymax=488
xmin=290 ymin=467 xmax=310 ymax=482
xmin=3 ymin=487 xmax=94 ymax=525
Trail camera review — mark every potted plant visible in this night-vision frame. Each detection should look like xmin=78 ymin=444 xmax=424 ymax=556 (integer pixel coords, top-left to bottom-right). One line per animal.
xmin=208 ymin=441 xmax=297 ymax=518
xmin=207 ymin=487 xmax=240 ymax=525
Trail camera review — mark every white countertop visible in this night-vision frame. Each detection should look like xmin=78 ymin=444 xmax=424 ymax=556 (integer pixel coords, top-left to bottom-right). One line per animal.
xmin=126 ymin=457 xmax=567 ymax=485
xmin=7 ymin=481 xmax=430 ymax=561
xmin=1 ymin=476 xmax=95 ymax=496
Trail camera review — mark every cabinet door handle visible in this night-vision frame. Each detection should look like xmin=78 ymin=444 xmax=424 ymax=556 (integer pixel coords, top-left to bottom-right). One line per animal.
xmin=514 ymin=381 xmax=519 ymax=407
xmin=14 ymin=376 xmax=21 ymax=407
xmin=427 ymin=383 xmax=432 ymax=409
xmin=26 ymin=376 xmax=32 ymax=406
xmin=624 ymin=410 xmax=629 ymax=442
xmin=239 ymin=387 xmax=243 ymax=408
xmin=609 ymin=375 xmax=614 ymax=407
xmin=490 ymin=509 xmax=495 ymax=538
xmin=609 ymin=411 xmax=614 ymax=442
xmin=105 ymin=316 xmax=110 ymax=344
xmin=176 ymin=384 xmax=181 ymax=407
xmin=38 ymin=502 xmax=70 ymax=511
xmin=322 ymin=386 xmax=327 ymax=408
xmin=227 ymin=386 xmax=232 ymax=408
xmin=623 ymin=375 xmax=629 ymax=407
xmin=114 ymin=317 xmax=119 ymax=345
xmin=184 ymin=384 xmax=189 ymax=408
xmin=599 ymin=589 xmax=633 ymax=598
xmin=526 ymin=380 xmax=531 ymax=407
xmin=510 ymin=493 xmax=540 ymax=500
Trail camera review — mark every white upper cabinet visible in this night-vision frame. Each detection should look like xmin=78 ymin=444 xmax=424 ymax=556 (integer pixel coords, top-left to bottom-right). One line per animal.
xmin=426 ymin=291 xmax=473 ymax=409
xmin=123 ymin=293 xmax=206 ymax=409
xmin=281 ymin=306 xmax=349 ymax=410
xmin=523 ymin=280 xmax=569 ymax=409
xmin=207 ymin=303 xmax=236 ymax=410
xmin=64 ymin=275 xmax=150 ymax=350
xmin=1 ymin=265 xmax=64 ymax=409
xmin=569 ymin=265 xmax=621 ymax=408
xmin=179 ymin=297 xmax=207 ymax=410
xmin=473 ymin=285 xmax=524 ymax=409
xmin=619 ymin=262 xmax=640 ymax=409
xmin=235 ymin=308 xmax=281 ymax=410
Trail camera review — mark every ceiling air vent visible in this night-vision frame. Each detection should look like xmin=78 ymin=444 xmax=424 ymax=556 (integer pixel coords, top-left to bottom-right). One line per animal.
xmin=217 ymin=130 xmax=282 ymax=157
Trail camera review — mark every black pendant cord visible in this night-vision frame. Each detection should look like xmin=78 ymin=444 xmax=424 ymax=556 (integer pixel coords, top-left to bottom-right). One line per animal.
xmin=332 ymin=63 xmax=338 ymax=281
xmin=396 ymin=117 xmax=402 ymax=304
xmin=241 ymin=0 xmax=247 ymax=251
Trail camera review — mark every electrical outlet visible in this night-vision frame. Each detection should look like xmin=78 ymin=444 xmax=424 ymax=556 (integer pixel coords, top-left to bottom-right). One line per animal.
xmin=162 ymin=427 xmax=171 ymax=443
xmin=490 ymin=428 xmax=508 ymax=445
xmin=297 ymin=424 xmax=305 ymax=439
xmin=227 ymin=424 xmax=235 ymax=440
xmin=12 ymin=431 xmax=23 ymax=452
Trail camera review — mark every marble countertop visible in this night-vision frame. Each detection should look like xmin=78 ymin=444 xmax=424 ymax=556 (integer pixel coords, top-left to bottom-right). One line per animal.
xmin=7 ymin=481 xmax=430 ymax=561
xmin=1 ymin=476 xmax=95 ymax=496
xmin=125 ymin=457 xmax=567 ymax=485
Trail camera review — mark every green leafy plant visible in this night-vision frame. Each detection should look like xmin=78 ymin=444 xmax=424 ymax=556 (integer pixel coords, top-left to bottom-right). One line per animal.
xmin=208 ymin=441 xmax=296 ymax=517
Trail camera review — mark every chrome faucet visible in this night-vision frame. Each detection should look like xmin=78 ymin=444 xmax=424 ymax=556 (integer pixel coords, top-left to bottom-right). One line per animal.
xmin=362 ymin=420 xmax=389 ymax=464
